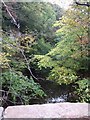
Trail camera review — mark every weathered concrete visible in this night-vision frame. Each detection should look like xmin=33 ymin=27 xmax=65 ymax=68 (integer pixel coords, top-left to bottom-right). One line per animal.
xmin=0 ymin=107 xmax=4 ymax=120
xmin=4 ymin=103 xmax=90 ymax=119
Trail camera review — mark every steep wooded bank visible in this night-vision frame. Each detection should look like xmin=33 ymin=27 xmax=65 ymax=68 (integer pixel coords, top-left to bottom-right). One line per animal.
xmin=0 ymin=1 xmax=90 ymax=107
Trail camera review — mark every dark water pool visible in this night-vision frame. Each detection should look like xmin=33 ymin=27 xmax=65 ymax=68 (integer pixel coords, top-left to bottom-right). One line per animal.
xmin=30 ymin=80 xmax=74 ymax=104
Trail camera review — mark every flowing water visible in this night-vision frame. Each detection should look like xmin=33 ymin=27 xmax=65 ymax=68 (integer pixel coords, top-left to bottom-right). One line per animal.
xmin=30 ymin=80 xmax=72 ymax=104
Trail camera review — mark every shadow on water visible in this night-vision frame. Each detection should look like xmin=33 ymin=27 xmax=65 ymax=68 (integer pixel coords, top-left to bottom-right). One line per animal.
xmin=30 ymin=80 xmax=72 ymax=104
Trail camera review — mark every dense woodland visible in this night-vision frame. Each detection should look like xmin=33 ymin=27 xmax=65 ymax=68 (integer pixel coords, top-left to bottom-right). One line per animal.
xmin=0 ymin=0 xmax=90 ymax=107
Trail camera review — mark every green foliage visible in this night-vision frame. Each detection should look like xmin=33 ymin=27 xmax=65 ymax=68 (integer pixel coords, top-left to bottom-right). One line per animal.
xmin=33 ymin=38 xmax=52 ymax=55
xmin=75 ymin=78 xmax=90 ymax=102
xmin=1 ymin=71 xmax=46 ymax=105
xmin=51 ymin=4 xmax=64 ymax=20
xmin=34 ymin=55 xmax=57 ymax=69
xmin=1 ymin=2 xmax=90 ymax=104
xmin=33 ymin=37 xmax=80 ymax=84
xmin=48 ymin=66 xmax=77 ymax=85
xmin=0 ymin=52 xmax=10 ymax=68
xmin=2 ymin=2 xmax=56 ymax=34
xmin=34 ymin=4 xmax=89 ymax=84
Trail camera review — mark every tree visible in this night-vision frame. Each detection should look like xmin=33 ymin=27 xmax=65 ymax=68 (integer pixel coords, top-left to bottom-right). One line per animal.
xmin=0 ymin=31 xmax=47 ymax=106
xmin=34 ymin=3 xmax=89 ymax=81
xmin=74 ymin=0 xmax=90 ymax=69
xmin=2 ymin=2 xmax=56 ymax=33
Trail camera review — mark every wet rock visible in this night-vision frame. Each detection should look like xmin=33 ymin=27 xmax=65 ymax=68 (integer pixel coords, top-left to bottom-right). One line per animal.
xmin=47 ymin=97 xmax=66 ymax=103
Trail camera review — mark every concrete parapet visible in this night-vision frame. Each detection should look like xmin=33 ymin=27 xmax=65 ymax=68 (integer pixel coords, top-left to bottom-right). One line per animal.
xmin=0 ymin=107 xmax=4 ymax=120
xmin=3 ymin=103 xmax=90 ymax=119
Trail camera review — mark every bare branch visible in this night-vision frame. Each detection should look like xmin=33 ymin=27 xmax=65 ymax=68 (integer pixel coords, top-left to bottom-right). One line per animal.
xmin=1 ymin=0 xmax=20 ymax=28
xmin=0 ymin=89 xmax=24 ymax=105
xmin=75 ymin=1 xmax=90 ymax=7
xmin=20 ymin=49 xmax=39 ymax=81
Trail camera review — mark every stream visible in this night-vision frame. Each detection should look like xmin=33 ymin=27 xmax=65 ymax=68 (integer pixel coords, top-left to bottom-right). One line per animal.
xmin=30 ymin=80 xmax=73 ymax=104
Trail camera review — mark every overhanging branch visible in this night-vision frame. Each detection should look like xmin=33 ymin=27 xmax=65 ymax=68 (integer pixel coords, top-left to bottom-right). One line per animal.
xmin=1 ymin=0 xmax=20 ymax=28
xmin=75 ymin=1 xmax=90 ymax=7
